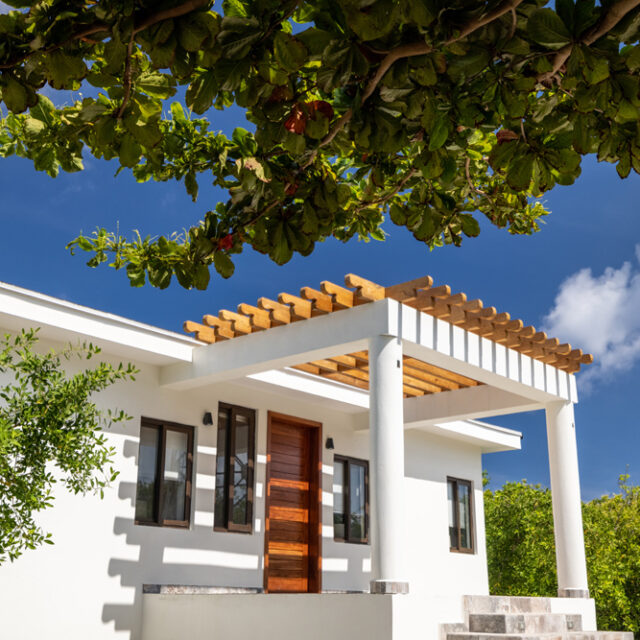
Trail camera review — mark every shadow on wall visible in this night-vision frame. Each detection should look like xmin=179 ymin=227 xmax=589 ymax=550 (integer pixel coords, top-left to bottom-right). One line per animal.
xmin=101 ymin=436 xmax=265 ymax=640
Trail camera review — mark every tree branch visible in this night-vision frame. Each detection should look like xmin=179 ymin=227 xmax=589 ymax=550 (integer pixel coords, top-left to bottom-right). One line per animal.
xmin=539 ymin=0 xmax=640 ymax=84
xmin=133 ymin=0 xmax=210 ymax=34
xmin=356 ymin=168 xmax=418 ymax=211
xmin=0 ymin=0 xmax=210 ymax=72
xmin=307 ymin=0 xmax=525 ymax=169
xmin=116 ymin=33 xmax=135 ymax=120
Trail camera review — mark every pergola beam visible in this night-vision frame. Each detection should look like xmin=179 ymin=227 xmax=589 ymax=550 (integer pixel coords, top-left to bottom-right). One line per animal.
xmin=163 ymin=299 xmax=576 ymax=405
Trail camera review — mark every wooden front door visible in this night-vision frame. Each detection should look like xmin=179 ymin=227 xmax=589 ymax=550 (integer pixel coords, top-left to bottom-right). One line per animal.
xmin=264 ymin=412 xmax=321 ymax=593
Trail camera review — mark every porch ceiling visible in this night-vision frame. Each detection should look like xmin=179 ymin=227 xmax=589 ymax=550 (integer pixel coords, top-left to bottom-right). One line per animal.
xmin=292 ymin=352 xmax=481 ymax=398
xmin=183 ymin=273 xmax=593 ymax=376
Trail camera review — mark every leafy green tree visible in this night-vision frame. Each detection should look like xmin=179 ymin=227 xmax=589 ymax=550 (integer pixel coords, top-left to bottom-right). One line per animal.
xmin=0 ymin=330 xmax=136 ymax=564
xmin=2 ymin=0 xmax=640 ymax=288
xmin=484 ymin=476 xmax=640 ymax=636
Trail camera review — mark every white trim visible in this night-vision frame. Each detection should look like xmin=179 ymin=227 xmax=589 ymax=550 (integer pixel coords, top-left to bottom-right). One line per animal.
xmin=0 ymin=281 xmax=197 ymax=364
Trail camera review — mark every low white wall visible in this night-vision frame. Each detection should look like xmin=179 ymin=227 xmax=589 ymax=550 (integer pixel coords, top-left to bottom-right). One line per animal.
xmin=141 ymin=593 xmax=393 ymax=640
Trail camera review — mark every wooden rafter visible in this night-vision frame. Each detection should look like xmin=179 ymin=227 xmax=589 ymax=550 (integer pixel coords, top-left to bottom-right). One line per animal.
xmin=184 ymin=273 xmax=594 ymax=396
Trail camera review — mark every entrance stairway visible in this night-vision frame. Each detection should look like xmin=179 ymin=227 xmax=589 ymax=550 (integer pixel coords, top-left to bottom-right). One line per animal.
xmin=443 ymin=596 xmax=633 ymax=640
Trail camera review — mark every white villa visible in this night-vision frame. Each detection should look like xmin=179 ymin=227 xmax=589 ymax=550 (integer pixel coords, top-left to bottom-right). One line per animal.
xmin=0 ymin=274 xmax=630 ymax=640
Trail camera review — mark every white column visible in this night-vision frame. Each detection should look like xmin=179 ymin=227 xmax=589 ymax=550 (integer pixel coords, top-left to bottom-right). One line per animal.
xmin=368 ymin=334 xmax=408 ymax=594
xmin=546 ymin=401 xmax=589 ymax=598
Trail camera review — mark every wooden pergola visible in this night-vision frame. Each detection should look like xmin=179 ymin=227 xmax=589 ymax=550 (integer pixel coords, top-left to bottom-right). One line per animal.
xmin=173 ymin=273 xmax=594 ymax=599
xmin=184 ymin=274 xmax=593 ymax=398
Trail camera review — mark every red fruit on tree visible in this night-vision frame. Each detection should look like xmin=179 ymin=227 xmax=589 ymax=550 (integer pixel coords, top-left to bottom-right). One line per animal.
xmin=218 ymin=234 xmax=234 ymax=250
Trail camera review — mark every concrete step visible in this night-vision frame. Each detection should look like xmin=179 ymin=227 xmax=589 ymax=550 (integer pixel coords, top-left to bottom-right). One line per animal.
xmin=447 ymin=632 xmax=634 ymax=640
xmin=463 ymin=596 xmax=553 ymax=614
xmin=468 ymin=613 xmax=582 ymax=634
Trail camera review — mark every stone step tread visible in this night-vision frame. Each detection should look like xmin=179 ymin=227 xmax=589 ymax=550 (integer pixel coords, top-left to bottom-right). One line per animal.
xmin=468 ymin=613 xmax=582 ymax=634
xmin=448 ymin=632 xmax=633 ymax=640
xmin=463 ymin=596 xmax=553 ymax=614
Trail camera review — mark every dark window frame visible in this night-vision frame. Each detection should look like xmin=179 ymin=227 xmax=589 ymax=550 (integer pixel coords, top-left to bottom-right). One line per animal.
xmin=447 ymin=476 xmax=475 ymax=554
xmin=134 ymin=417 xmax=194 ymax=529
xmin=333 ymin=454 xmax=369 ymax=545
xmin=214 ymin=402 xmax=256 ymax=534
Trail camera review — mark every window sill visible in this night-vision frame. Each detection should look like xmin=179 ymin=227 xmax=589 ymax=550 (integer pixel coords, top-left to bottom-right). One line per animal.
xmin=134 ymin=520 xmax=190 ymax=529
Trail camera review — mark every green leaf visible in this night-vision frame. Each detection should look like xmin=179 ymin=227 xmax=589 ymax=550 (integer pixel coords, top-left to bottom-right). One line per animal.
xmin=274 ymin=32 xmax=307 ymax=73
xmin=126 ymin=263 xmax=146 ymax=287
xmin=428 ymin=114 xmax=449 ymax=151
xmin=119 ymin=135 xmax=142 ymax=168
xmin=185 ymin=171 xmax=198 ymax=201
xmin=23 ymin=117 xmax=44 ymax=135
xmin=170 ymin=102 xmax=188 ymax=124
xmin=2 ymin=76 xmax=31 ymax=113
xmin=186 ymin=70 xmax=217 ymax=114
xmin=506 ymin=153 xmax=535 ymax=191
xmin=193 ymin=263 xmax=211 ymax=289
xmin=222 ymin=0 xmax=248 ymax=18
xmin=460 ymin=214 xmax=480 ymax=237
xmin=213 ymin=251 xmax=235 ymax=278
xmin=528 ymin=8 xmax=573 ymax=49
xmin=45 ymin=50 xmax=87 ymax=90
xmin=627 ymin=46 xmax=640 ymax=71
xmin=136 ymin=72 xmax=176 ymax=99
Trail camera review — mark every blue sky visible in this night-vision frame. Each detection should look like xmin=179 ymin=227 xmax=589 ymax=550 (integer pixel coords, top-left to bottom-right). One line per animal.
xmin=1 ymin=95 xmax=639 ymax=500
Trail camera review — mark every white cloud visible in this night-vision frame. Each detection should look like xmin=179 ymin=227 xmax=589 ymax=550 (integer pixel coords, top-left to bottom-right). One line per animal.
xmin=543 ymin=246 xmax=640 ymax=390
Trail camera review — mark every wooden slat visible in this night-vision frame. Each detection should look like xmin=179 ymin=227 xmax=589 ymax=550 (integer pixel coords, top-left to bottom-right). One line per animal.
xmin=402 ymin=373 xmax=443 ymax=394
xmin=183 ymin=320 xmax=216 ymax=343
xmin=217 ymin=310 xmax=253 ymax=334
xmin=403 ymin=363 xmax=460 ymax=391
xmin=258 ymin=297 xmax=291 ymax=326
xmin=309 ymin=359 xmax=339 ymax=372
xmin=403 ymin=357 xmax=479 ymax=387
xmin=291 ymin=363 xmax=320 ymax=375
xmin=321 ymin=371 xmax=369 ymax=390
xmin=329 ymin=354 xmax=358 ymax=368
xmin=300 ymin=287 xmax=333 ymax=315
xmin=237 ymin=303 xmax=271 ymax=330
xmin=201 ymin=315 xmax=235 ymax=339
xmin=384 ymin=276 xmax=434 ymax=303
xmin=278 ymin=293 xmax=312 ymax=320
xmin=321 ymin=281 xmax=354 ymax=309
xmin=344 ymin=273 xmax=385 ymax=304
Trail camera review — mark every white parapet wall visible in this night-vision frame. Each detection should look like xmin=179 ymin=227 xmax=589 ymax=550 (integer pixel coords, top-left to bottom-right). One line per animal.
xmin=141 ymin=593 xmax=394 ymax=640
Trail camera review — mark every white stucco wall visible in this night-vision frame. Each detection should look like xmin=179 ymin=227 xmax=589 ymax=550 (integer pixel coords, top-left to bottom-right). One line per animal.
xmin=0 ymin=336 xmax=491 ymax=640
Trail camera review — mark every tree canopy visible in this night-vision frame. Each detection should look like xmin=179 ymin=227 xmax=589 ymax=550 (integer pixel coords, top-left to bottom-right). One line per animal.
xmin=2 ymin=0 xmax=640 ymax=289
xmin=0 ymin=330 xmax=136 ymax=563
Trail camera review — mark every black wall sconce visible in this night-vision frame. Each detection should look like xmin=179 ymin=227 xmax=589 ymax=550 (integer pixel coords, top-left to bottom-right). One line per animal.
xmin=325 ymin=437 xmax=335 ymax=450
xmin=202 ymin=411 xmax=213 ymax=426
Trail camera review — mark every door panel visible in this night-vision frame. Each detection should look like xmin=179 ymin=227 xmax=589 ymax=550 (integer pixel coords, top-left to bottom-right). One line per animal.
xmin=264 ymin=413 xmax=321 ymax=593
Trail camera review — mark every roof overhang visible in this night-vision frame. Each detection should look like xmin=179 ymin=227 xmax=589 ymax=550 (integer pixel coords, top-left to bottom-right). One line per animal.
xmin=0 ymin=281 xmax=197 ymax=365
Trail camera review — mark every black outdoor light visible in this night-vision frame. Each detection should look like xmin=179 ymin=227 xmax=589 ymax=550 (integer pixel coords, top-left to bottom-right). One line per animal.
xmin=202 ymin=411 xmax=213 ymax=426
xmin=325 ymin=437 xmax=335 ymax=450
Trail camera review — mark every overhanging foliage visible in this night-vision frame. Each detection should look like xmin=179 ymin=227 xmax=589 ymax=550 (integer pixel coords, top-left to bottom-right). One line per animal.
xmin=2 ymin=0 xmax=640 ymax=288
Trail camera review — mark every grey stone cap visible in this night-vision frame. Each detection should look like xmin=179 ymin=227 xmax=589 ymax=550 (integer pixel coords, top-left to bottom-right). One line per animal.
xmin=143 ymin=585 xmax=262 ymax=595
xmin=558 ymin=588 xmax=590 ymax=599
xmin=370 ymin=580 xmax=410 ymax=595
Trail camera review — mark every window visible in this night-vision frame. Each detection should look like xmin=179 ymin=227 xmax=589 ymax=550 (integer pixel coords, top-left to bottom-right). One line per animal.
xmin=135 ymin=418 xmax=194 ymax=528
xmin=333 ymin=455 xmax=369 ymax=544
xmin=214 ymin=403 xmax=256 ymax=533
xmin=447 ymin=477 xmax=474 ymax=553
